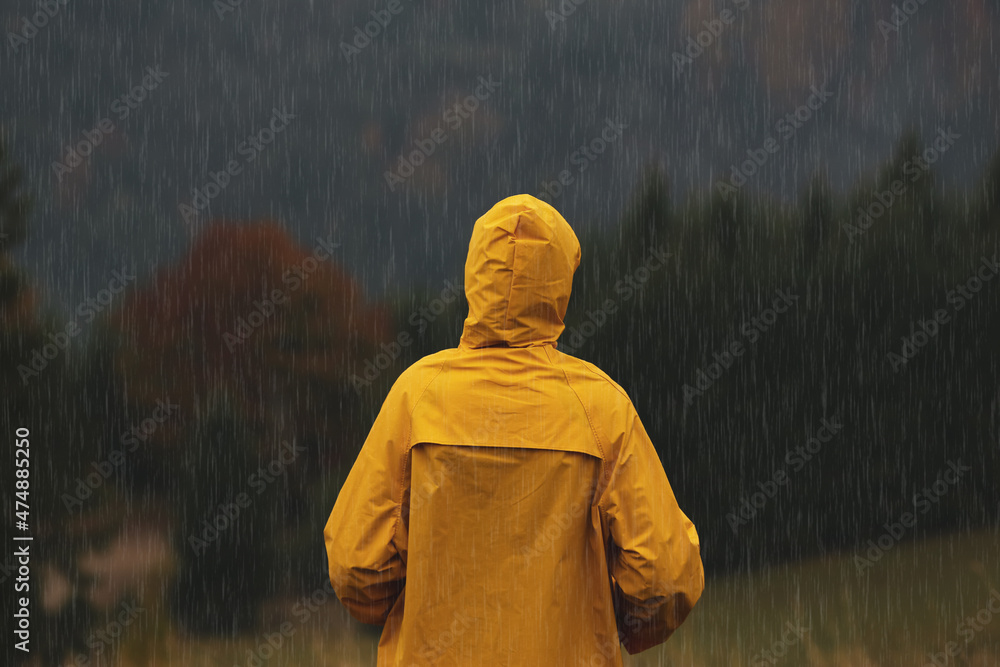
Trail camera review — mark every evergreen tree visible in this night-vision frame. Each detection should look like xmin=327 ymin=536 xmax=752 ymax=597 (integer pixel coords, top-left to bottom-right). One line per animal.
xmin=976 ymin=147 xmax=1000 ymax=230
xmin=801 ymin=172 xmax=833 ymax=265
xmin=617 ymin=163 xmax=672 ymax=263
xmin=710 ymin=188 xmax=741 ymax=262
xmin=0 ymin=138 xmax=31 ymax=252
xmin=172 ymin=392 xmax=265 ymax=636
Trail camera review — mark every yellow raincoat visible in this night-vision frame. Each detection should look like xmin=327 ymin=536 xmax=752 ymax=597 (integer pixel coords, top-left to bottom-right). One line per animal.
xmin=324 ymin=194 xmax=703 ymax=666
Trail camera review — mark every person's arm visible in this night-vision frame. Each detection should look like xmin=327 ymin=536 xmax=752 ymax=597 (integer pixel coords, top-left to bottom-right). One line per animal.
xmin=323 ymin=385 xmax=409 ymax=625
xmin=599 ymin=410 xmax=704 ymax=654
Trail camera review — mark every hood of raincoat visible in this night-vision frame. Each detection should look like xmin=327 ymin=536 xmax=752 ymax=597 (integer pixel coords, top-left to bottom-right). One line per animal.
xmin=460 ymin=194 xmax=581 ymax=349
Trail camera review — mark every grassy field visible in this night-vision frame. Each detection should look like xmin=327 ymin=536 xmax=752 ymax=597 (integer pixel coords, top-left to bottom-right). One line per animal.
xmin=54 ymin=528 xmax=1000 ymax=666
xmin=632 ymin=528 xmax=1000 ymax=667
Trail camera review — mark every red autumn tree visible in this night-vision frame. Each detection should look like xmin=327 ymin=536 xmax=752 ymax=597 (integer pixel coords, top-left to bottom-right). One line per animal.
xmin=106 ymin=220 xmax=393 ymax=466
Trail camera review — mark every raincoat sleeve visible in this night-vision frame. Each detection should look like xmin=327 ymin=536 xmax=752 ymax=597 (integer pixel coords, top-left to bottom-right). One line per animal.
xmin=600 ymin=410 xmax=704 ymax=654
xmin=324 ymin=383 xmax=410 ymax=625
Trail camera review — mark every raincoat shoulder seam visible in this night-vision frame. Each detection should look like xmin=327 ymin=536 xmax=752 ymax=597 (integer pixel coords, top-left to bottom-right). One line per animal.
xmin=554 ymin=361 xmax=607 ymax=463
xmin=552 ymin=350 xmax=640 ymax=514
xmin=572 ymin=356 xmax=632 ymax=402
xmin=393 ymin=362 xmax=447 ymax=549
xmin=559 ymin=368 xmax=622 ymax=517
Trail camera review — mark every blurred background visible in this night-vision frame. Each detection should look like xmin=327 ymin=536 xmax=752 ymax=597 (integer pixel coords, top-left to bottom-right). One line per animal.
xmin=1 ymin=0 xmax=999 ymax=665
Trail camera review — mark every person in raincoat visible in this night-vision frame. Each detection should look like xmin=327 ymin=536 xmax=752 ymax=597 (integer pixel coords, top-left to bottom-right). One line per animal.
xmin=324 ymin=194 xmax=703 ymax=666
